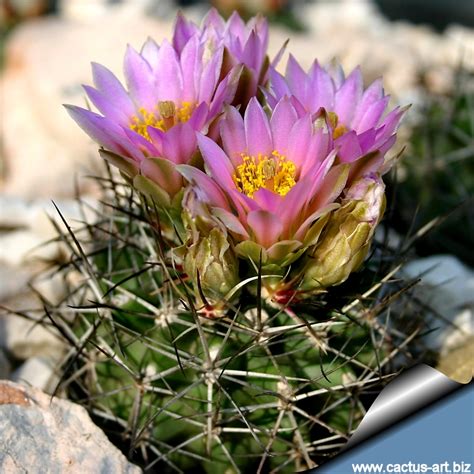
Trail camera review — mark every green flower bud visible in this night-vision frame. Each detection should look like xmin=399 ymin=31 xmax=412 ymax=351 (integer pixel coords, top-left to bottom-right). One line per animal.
xmin=184 ymin=227 xmax=239 ymax=308
xmin=300 ymin=175 xmax=386 ymax=291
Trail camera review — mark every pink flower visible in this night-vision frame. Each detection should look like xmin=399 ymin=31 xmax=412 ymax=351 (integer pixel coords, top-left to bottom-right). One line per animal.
xmin=174 ymin=8 xmax=271 ymax=107
xmin=265 ymin=56 xmax=407 ymax=178
xmin=179 ymin=98 xmax=349 ymax=265
xmin=65 ymin=30 xmax=239 ymax=200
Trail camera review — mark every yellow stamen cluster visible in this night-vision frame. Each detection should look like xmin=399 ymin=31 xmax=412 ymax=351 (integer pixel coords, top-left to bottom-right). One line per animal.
xmin=233 ymin=151 xmax=297 ymax=198
xmin=130 ymin=101 xmax=194 ymax=141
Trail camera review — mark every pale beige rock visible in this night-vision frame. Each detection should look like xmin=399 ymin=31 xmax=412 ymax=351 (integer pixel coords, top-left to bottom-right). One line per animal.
xmin=0 ymin=230 xmax=59 ymax=266
xmin=401 ymin=255 xmax=474 ymax=355
xmin=0 ymin=12 xmax=173 ymax=198
xmin=0 ymin=380 xmax=142 ymax=473
xmin=30 ymin=271 xmax=68 ymax=306
xmin=0 ymin=264 xmax=31 ymax=301
xmin=0 ymin=303 xmax=64 ymax=360
xmin=11 ymin=356 xmax=58 ymax=392
xmin=278 ymin=0 xmax=474 ymax=103
xmin=0 ymin=196 xmax=99 ymax=266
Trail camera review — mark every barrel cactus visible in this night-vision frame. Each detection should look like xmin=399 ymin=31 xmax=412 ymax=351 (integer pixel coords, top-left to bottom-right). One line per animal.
xmin=38 ymin=8 xmax=424 ymax=473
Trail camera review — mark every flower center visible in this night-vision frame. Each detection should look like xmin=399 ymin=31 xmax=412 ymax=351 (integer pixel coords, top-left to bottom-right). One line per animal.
xmin=233 ymin=151 xmax=297 ymax=198
xmin=130 ymin=101 xmax=194 ymax=141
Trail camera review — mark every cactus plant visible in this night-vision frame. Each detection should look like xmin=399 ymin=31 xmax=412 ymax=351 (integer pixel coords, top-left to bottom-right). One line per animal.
xmin=26 ymin=8 xmax=433 ymax=473
xmin=30 ymin=167 xmax=429 ymax=473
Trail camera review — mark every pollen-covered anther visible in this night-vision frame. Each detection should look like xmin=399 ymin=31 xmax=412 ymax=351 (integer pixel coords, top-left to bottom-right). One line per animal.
xmin=313 ymin=111 xmax=347 ymax=139
xmin=327 ymin=111 xmax=348 ymax=139
xmin=233 ymin=151 xmax=297 ymax=198
xmin=158 ymin=100 xmax=176 ymax=118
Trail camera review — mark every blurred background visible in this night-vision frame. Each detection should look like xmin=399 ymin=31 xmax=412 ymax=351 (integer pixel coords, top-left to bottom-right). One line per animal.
xmin=0 ymin=0 xmax=472 ymax=387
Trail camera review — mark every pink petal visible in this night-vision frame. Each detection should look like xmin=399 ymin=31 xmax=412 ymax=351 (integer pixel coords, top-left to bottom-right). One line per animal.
xmin=203 ymin=8 xmax=226 ymax=31
xmin=155 ymin=40 xmax=183 ymax=102
xmin=253 ymin=188 xmax=283 ymax=213
xmin=270 ymin=97 xmax=299 ymax=156
xmin=221 ymin=106 xmax=247 ymax=166
xmin=229 ymin=188 xmax=259 ymax=220
xmin=179 ymin=34 xmax=199 ymax=102
xmin=208 ymin=65 xmax=240 ymax=118
xmin=307 ymin=60 xmax=335 ymax=111
xmin=352 ymin=78 xmax=384 ymax=127
xmin=147 ymin=127 xmax=166 ymax=154
xmin=303 ymin=163 xmax=349 ymax=222
xmin=123 ymin=128 xmax=160 ymax=156
xmin=123 ymin=45 xmax=157 ymax=110
xmin=247 ymin=210 xmax=283 ymax=248
xmin=188 ymin=102 xmax=209 ymax=131
xmin=348 ymin=151 xmax=384 ymax=183
xmin=177 ymin=165 xmax=230 ymax=210
xmin=375 ymin=106 xmax=406 ymax=144
xmin=305 ymin=150 xmax=337 ymax=199
xmin=269 ymin=68 xmax=290 ymax=103
xmin=140 ymin=37 xmax=161 ymax=73
xmin=358 ymin=128 xmax=377 ymax=154
xmin=336 ymin=131 xmax=363 ymax=163
xmin=65 ymin=105 xmax=143 ymax=162
xmin=245 ymin=98 xmax=273 ymax=157
xmin=287 ymin=115 xmax=312 ymax=170
xmin=355 ymin=96 xmax=390 ymax=133
xmin=140 ymin=158 xmax=183 ymax=197
xmin=172 ymin=12 xmax=198 ymax=54
xmin=83 ymin=85 xmax=130 ymax=126
xmin=91 ymin=62 xmax=135 ymax=118
xmin=286 ymin=54 xmax=306 ymax=94
xmin=299 ymin=130 xmax=330 ymax=178
xmin=261 ymin=87 xmax=278 ymax=110
xmin=279 ymin=177 xmax=313 ymax=233
xmin=161 ymin=123 xmax=197 ymax=164
xmin=198 ymin=49 xmax=223 ymax=103
xmin=242 ymin=30 xmax=261 ymax=72
xmin=197 ymin=134 xmax=235 ymax=189
xmin=227 ymin=11 xmax=247 ymax=38
xmin=334 ymin=66 xmax=363 ymax=127
xmin=212 ymin=208 xmax=250 ymax=239
xmin=378 ymin=134 xmax=397 ymax=156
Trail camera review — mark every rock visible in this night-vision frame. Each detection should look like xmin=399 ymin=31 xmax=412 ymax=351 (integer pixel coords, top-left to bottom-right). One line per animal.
xmin=0 ymin=380 xmax=142 ymax=473
xmin=58 ymin=0 xmax=112 ymax=21
xmin=401 ymin=255 xmax=474 ymax=355
xmin=283 ymin=0 xmax=474 ymax=104
xmin=0 ymin=351 xmax=11 ymax=379
xmin=30 ymin=271 xmax=69 ymax=306
xmin=11 ymin=356 xmax=57 ymax=392
xmin=0 ymin=195 xmax=99 ymax=269
xmin=0 ymin=264 xmax=31 ymax=302
xmin=0 ymin=196 xmax=100 ymax=364
xmin=436 ymin=335 xmax=474 ymax=384
xmin=0 ymin=229 xmax=58 ymax=266
xmin=403 ymin=255 xmax=474 ymax=306
xmin=0 ymin=303 xmax=65 ymax=361
xmin=0 ymin=12 xmax=173 ymax=198
xmin=0 ymin=381 xmax=29 ymax=406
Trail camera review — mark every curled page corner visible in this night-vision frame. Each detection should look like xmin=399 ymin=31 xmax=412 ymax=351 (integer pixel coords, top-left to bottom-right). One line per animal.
xmin=307 ymin=364 xmax=472 ymax=473
xmin=343 ymin=364 xmax=462 ymax=450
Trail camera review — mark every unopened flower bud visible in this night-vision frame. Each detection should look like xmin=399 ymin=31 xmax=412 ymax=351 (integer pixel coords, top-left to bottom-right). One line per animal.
xmin=184 ymin=227 xmax=239 ymax=307
xmin=300 ymin=175 xmax=386 ymax=291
